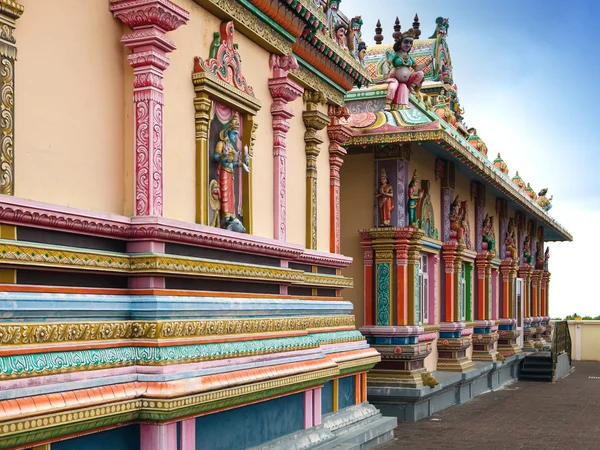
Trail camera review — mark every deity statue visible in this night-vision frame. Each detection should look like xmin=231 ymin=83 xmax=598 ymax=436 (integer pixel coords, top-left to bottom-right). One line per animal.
xmin=333 ymin=24 xmax=348 ymax=49
xmin=348 ymin=16 xmax=364 ymax=58
xmin=214 ymin=116 xmax=250 ymax=224
xmin=522 ymin=235 xmax=532 ymax=264
xmin=376 ymin=168 xmax=394 ymax=227
xmin=433 ymin=88 xmax=456 ymax=126
xmin=535 ymin=241 xmax=545 ymax=270
xmin=326 ymin=0 xmax=341 ymax=36
xmin=461 ymin=200 xmax=473 ymax=249
xmin=505 ymin=218 xmax=517 ymax=260
xmin=536 ymin=188 xmax=553 ymax=212
xmin=481 ymin=214 xmax=496 ymax=251
xmin=357 ymin=42 xmax=367 ymax=66
xmin=407 ymin=169 xmax=423 ymax=227
xmin=544 ymin=247 xmax=550 ymax=270
xmin=384 ymin=29 xmax=431 ymax=111
xmin=449 ymin=195 xmax=465 ymax=243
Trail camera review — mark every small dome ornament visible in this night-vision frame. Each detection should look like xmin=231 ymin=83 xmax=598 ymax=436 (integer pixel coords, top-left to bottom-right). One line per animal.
xmin=493 ymin=153 xmax=508 ymax=175
xmin=512 ymin=171 xmax=525 ymax=190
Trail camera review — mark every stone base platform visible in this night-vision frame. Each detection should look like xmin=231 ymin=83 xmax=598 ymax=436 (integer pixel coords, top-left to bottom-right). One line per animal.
xmin=249 ymin=403 xmax=397 ymax=450
xmin=367 ymin=353 xmax=526 ymax=422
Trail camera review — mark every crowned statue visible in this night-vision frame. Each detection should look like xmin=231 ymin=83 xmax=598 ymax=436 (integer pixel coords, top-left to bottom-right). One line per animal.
xmin=408 ymin=169 xmax=423 ymax=227
xmin=214 ymin=116 xmax=250 ymax=223
xmin=481 ymin=214 xmax=496 ymax=252
xmin=376 ymin=168 xmax=394 ymax=227
xmin=536 ymin=188 xmax=553 ymax=212
xmin=449 ymin=195 xmax=465 ymax=243
xmin=505 ymin=218 xmax=517 ymax=260
xmin=385 ymin=29 xmax=431 ymax=111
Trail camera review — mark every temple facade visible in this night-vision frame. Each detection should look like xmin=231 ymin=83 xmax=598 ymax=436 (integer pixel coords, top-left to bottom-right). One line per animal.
xmin=0 ymin=1 xmax=571 ymax=449
xmin=340 ymin=15 xmax=571 ymax=420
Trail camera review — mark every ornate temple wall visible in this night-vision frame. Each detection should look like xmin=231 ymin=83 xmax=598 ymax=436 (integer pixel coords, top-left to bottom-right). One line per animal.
xmin=409 ymin=144 xmax=440 ymax=218
xmin=485 ymin=191 xmax=499 ymax=248
xmin=286 ymin=96 xmax=308 ymax=246
xmin=160 ymin=0 xmax=221 ymax=222
xmin=340 ymin=152 xmax=374 ymax=327
xmin=15 ymin=0 xmax=125 ymax=214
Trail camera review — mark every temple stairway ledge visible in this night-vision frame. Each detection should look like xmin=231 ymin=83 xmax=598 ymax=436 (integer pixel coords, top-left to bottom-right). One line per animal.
xmin=368 ymin=353 xmax=527 ymax=422
xmin=249 ymin=403 xmax=396 ymax=450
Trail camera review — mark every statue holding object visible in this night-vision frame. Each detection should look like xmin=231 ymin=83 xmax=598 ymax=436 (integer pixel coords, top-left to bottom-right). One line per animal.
xmin=408 ymin=169 xmax=423 ymax=227
xmin=214 ymin=116 xmax=250 ymax=227
xmin=481 ymin=213 xmax=496 ymax=252
xmin=536 ymin=188 xmax=553 ymax=212
xmin=505 ymin=218 xmax=518 ymax=260
xmin=461 ymin=200 xmax=473 ymax=250
xmin=544 ymin=247 xmax=550 ymax=270
xmin=385 ymin=29 xmax=431 ymax=111
xmin=376 ymin=168 xmax=394 ymax=227
xmin=449 ymin=195 xmax=465 ymax=243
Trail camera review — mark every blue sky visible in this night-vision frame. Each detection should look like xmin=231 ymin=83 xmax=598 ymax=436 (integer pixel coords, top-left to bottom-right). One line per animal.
xmin=343 ymin=0 xmax=600 ymax=318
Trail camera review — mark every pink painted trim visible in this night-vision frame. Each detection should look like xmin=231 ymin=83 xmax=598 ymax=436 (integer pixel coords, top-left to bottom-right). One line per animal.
xmin=461 ymin=328 xmax=474 ymax=336
xmin=428 ymin=254 xmax=438 ymax=325
xmin=418 ymin=331 xmax=439 ymax=342
xmin=127 ymin=241 xmax=165 ymax=253
xmin=0 ymin=197 xmax=352 ymax=267
xmin=360 ymin=325 xmax=423 ymax=337
xmin=128 ymin=277 xmax=166 ymax=289
xmin=140 ymin=423 xmax=177 ymax=450
xmin=313 ymin=388 xmax=322 ymax=426
xmin=304 ymin=390 xmax=314 ymax=429
xmin=180 ymin=418 xmax=195 ymax=450
xmin=320 ymin=342 xmax=365 ymax=352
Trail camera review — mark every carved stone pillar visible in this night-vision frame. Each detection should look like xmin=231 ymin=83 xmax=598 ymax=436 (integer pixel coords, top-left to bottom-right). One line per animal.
xmin=269 ymin=54 xmax=304 ymax=241
xmin=473 ymin=182 xmax=485 ymax=252
xmin=327 ymin=106 xmax=352 ymax=254
xmin=442 ymin=241 xmax=458 ymax=322
xmin=519 ymin=264 xmax=535 ymax=349
xmin=407 ymin=229 xmax=424 ymax=325
xmin=302 ymin=90 xmax=328 ymax=250
xmin=531 ymin=269 xmax=545 ymax=345
xmin=472 ymin=251 xmax=498 ymax=361
xmin=361 ymin=236 xmax=374 ymax=326
xmin=0 ymin=1 xmax=22 ymax=195
xmin=440 ymin=161 xmax=455 ymax=242
xmin=111 ymin=0 xmax=189 ymax=216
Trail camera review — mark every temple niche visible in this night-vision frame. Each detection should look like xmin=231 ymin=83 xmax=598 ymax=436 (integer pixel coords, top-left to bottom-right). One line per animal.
xmin=208 ymin=111 xmax=249 ymax=231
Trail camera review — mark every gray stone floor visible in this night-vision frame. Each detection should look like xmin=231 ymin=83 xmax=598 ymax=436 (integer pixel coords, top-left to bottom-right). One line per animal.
xmin=378 ymin=361 xmax=600 ymax=450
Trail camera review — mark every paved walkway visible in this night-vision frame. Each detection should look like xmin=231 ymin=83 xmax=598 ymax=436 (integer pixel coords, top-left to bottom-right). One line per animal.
xmin=379 ymin=361 xmax=600 ymax=450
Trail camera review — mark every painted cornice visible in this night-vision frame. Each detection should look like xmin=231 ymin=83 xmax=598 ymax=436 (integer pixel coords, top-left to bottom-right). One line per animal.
xmin=346 ymin=125 xmax=571 ymax=242
xmin=0 ymin=196 xmax=353 ymax=268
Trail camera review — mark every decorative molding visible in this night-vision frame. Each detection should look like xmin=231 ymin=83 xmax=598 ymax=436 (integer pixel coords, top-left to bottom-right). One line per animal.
xmin=346 ymin=128 xmax=571 ymax=242
xmin=290 ymin=65 xmax=345 ymax=106
xmin=0 ymin=198 xmax=353 ymax=267
xmin=0 ymin=241 xmax=353 ymax=288
xmin=110 ymin=0 xmax=190 ymax=216
xmin=269 ymin=53 xmax=304 ymax=241
xmin=0 ymin=317 xmax=356 ymax=347
xmin=0 ymin=0 xmax=23 ymax=196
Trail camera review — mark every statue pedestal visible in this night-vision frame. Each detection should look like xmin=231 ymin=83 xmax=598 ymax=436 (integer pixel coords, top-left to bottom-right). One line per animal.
xmin=361 ymin=326 xmax=436 ymax=389
xmin=497 ymin=318 xmax=522 ymax=357
xmin=471 ymin=320 xmax=500 ymax=362
xmin=541 ymin=316 xmax=553 ymax=341
xmin=436 ymin=322 xmax=475 ymax=372
xmin=523 ymin=317 xmax=536 ymax=350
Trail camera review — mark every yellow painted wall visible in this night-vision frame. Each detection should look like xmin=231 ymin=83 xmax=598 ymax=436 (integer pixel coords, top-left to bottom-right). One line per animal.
xmin=15 ymin=0 xmax=125 ymax=214
xmin=485 ymin=191 xmax=499 ymax=246
xmin=409 ymin=144 xmax=440 ymax=231
xmin=424 ymin=338 xmax=438 ymax=372
xmin=316 ymin=105 xmax=331 ymax=253
xmin=454 ymin=170 xmax=474 ymax=247
xmin=340 ymin=152 xmax=374 ymax=327
xmin=571 ymin=321 xmax=600 ymax=362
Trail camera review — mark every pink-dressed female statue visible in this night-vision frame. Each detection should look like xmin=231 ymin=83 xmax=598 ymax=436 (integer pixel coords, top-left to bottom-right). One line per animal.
xmin=385 ymin=29 xmax=431 ymax=111
xmin=376 ymin=168 xmax=394 ymax=227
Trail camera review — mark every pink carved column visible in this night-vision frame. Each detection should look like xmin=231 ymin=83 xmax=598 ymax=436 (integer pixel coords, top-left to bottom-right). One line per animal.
xmin=268 ymin=54 xmax=304 ymax=240
xmin=327 ymin=106 xmax=352 ymax=254
xmin=110 ymin=0 xmax=189 ymax=217
xmin=140 ymin=423 xmax=177 ymax=450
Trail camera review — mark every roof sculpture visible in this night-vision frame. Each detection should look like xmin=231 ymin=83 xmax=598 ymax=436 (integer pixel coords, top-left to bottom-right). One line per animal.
xmin=342 ymin=16 xmax=565 ymax=240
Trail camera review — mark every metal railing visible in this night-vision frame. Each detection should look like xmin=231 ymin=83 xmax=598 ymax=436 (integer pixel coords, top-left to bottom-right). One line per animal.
xmin=552 ymin=321 xmax=572 ymax=377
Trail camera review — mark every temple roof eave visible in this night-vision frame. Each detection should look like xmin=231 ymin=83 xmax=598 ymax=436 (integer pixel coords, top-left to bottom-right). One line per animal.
xmin=345 ymin=126 xmax=572 ymax=243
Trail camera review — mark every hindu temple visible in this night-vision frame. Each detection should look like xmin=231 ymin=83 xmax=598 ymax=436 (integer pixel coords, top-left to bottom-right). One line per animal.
xmin=0 ymin=0 xmax=571 ymax=449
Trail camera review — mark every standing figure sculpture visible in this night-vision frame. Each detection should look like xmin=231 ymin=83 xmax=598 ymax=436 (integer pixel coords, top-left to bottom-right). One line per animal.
xmin=385 ymin=29 xmax=431 ymax=111
xmin=481 ymin=214 xmax=496 ymax=251
xmin=536 ymin=188 xmax=553 ymax=212
xmin=536 ymin=241 xmax=545 ymax=270
xmin=523 ymin=235 xmax=532 ymax=264
xmin=214 ymin=116 xmax=250 ymax=224
xmin=544 ymin=247 xmax=550 ymax=270
xmin=408 ymin=169 xmax=423 ymax=227
xmin=376 ymin=168 xmax=394 ymax=227
xmin=505 ymin=218 xmax=517 ymax=260
xmin=461 ymin=200 xmax=473 ymax=249
xmin=449 ymin=195 xmax=465 ymax=243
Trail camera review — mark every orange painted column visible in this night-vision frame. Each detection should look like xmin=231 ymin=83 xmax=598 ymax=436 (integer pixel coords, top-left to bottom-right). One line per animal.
xmin=475 ymin=252 xmax=488 ymax=320
xmin=442 ymin=242 xmax=458 ymax=322
xmin=500 ymin=260 xmax=511 ymax=318
xmin=518 ymin=265 xmax=533 ymax=317
xmin=361 ymin=373 xmax=367 ymax=402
